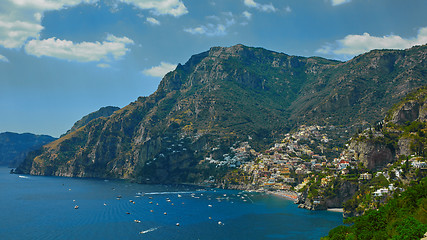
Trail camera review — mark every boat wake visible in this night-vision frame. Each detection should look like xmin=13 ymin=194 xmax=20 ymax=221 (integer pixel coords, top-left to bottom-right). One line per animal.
xmin=18 ymin=175 xmax=29 ymax=179
xmin=139 ymin=227 xmax=158 ymax=234
xmin=143 ymin=191 xmax=196 ymax=195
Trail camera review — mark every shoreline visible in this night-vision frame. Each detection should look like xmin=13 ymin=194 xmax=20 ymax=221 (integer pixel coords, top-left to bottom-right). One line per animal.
xmin=327 ymin=208 xmax=344 ymax=213
xmin=268 ymin=190 xmax=298 ymax=201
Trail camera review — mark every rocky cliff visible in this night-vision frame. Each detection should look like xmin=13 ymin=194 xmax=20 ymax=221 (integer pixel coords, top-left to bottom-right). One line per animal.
xmin=345 ymin=86 xmax=427 ymax=170
xmin=16 ymin=44 xmax=427 ymax=183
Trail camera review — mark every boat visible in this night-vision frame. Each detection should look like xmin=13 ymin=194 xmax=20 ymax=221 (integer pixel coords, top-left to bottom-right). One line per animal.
xmin=134 ymin=220 xmax=141 ymax=223
xmin=74 ymin=205 xmax=79 ymax=209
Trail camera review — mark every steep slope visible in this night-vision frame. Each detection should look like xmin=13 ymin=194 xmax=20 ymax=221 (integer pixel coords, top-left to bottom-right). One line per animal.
xmin=63 ymin=106 xmax=120 ymax=136
xmin=16 ymin=44 xmax=427 ymax=183
xmin=0 ymin=132 xmax=56 ymax=167
xmin=289 ymin=45 xmax=427 ymax=126
xmin=345 ymin=86 xmax=427 ymax=170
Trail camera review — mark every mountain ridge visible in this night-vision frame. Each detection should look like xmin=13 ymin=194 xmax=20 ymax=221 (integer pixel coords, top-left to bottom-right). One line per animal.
xmin=15 ymin=44 xmax=427 ymax=183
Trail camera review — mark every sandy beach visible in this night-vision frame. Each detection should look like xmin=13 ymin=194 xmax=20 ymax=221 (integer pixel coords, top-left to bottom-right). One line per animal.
xmin=269 ymin=190 xmax=298 ymax=201
xmin=327 ymin=208 xmax=344 ymax=213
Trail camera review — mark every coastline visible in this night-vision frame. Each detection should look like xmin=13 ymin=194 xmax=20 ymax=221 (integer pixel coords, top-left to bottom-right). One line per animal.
xmin=268 ymin=190 xmax=298 ymax=201
xmin=327 ymin=208 xmax=344 ymax=213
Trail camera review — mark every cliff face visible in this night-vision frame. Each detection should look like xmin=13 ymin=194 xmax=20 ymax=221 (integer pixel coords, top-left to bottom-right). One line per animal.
xmin=16 ymin=44 xmax=427 ymax=183
xmin=345 ymin=86 xmax=427 ymax=170
xmin=349 ymin=140 xmax=394 ymax=170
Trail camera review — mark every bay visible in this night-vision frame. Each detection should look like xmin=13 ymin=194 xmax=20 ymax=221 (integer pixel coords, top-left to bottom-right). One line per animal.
xmin=0 ymin=167 xmax=342 ymax=240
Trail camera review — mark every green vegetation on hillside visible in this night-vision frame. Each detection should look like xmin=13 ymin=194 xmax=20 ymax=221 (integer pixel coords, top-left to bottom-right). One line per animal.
xmin=322 ymin=177 xmax=427 ymax=240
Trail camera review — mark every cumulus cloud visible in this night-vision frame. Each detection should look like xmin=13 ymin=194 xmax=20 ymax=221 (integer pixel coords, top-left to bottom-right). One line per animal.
xmin=25 ymin=35 xmax=134 ymax=62
xmin=10 ymin=0 xmax=98 ymax=11
xmin=143 ymin=62 xmax=177 ymax=77
xmin=331 ymin=0 xmax=351 ymax=6
xmin=146 ymin=17 xmax=160 ymax=25
xmin=185 ymin=14 xmax=235 ymax=37
xmin=0 ymin=18 xmax=44 ymax=48
xmin=316 ymin=27 xmax=427 ymax=59
xmin=184 ymin=24 xmax=229 ymax=37
xmin=0 ymin=0 xmax=98 ymax=49
xmin=0 ymin=54 xmax=9 ymax=62
xmin=242 ymin=11 xmax=252 ymax=20
xmin=119 ymin=0 xmax=188 ymax=17
xmin=243 ymin=0 xmax=276 ymax=12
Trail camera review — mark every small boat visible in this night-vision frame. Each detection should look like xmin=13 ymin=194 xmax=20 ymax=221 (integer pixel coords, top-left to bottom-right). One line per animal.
xmin=176 ymin=223 xmax=180 ymax=226
xmin=125 ymin=212 xmax=131 ymax=215
xmin=134 ymin=220 xmax=141 ymax=223
xmin=163 ymin=212 xmax=167 ymax=215
xmin=74 ymin=205 xmax=79 ymax=209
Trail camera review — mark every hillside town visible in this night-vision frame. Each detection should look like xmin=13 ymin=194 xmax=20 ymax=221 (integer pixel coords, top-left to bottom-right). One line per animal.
xmin=208 ymin=124 xmax=427 ymax=211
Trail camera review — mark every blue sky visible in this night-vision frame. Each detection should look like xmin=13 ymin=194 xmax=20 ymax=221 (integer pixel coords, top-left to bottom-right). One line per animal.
xmin=0 ymin=0 xmax=426 ymax=137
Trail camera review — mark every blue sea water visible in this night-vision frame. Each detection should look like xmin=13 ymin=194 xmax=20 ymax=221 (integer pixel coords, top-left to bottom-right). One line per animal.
xmin=0 ymin=167 xmax=342 ymax=240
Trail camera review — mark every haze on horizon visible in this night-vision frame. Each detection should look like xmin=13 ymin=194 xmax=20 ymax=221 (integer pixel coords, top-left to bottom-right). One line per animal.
xmin=0 ymin=0 xmax=426 ymax=137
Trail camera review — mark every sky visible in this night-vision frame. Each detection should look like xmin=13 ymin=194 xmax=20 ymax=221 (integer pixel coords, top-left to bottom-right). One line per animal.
xmin=0 ymin=0 xmax=426 ymax=137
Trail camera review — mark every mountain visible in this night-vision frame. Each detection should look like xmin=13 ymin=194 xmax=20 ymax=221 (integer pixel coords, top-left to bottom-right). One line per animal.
xmin=15 ymin=44 xmax=427 ymax=183
xmin=0 ymin=132 xmax=56 ymax=167
xmin=62 ymin=106 xmax=120 ymax=136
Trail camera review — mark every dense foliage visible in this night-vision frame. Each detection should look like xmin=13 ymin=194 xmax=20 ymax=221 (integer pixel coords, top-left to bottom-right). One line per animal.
xmin=322 ymin=177 xmax=427 ymax=240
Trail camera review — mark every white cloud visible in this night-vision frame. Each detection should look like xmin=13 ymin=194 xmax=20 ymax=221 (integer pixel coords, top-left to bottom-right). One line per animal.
xmin=242 ymin=11 xmax=252 ymax=20
xmin=0 ymin=0 xmax=98 ymax=49
xmin=331 ymin=0 xmax=351 ymax=6
xmin=146 ymin=17 xmax=160 ymax=25
xmin=25 ymin=34 xmax=134 ymax=62
xmin=244 ymin=0 xmax=257 ymax=8
xmin=285 ymin=6 xmax=292 ymax=13
xmin=34 ymin=12 xmax=42 ymax=21
xmin=184 ymin=14 xmax=235 ymax=37
xmin=10 ymin=0 xmax=98 ymax=11
xmin=184 ymin=24 xmax=229 ymax=37
xmin=97 ymin=63 xmax=111 ymax=68
xmin=119 ymin=0 xmax=188 ymax=17
xmin=0 ymin=54 xmax=9 ymax=62
xmin=0 ymin=18 xmax=44 ymax=48
xmin=143 ymin=62 xmax=177 ymax=77
xmin=316 ymin=27 xmax=427 ymax=59
xmin=243 ymin=0 xmax=276 ymax=12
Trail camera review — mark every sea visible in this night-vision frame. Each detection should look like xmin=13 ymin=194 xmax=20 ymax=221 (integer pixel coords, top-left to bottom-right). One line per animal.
xmin=0 ymin=167 xmax=342 ymax=240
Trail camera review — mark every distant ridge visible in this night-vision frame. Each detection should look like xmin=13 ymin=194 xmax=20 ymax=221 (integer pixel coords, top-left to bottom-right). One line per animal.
xmin=0 ymin=132 xmax=56 ymax=167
